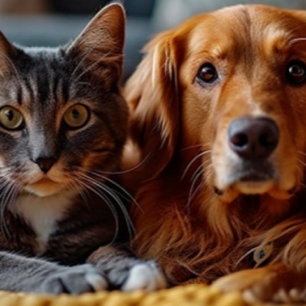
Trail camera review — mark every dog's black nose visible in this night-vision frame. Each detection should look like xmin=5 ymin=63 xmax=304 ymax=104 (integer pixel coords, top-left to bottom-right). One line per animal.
xmin=228 ymin=116 xmax=279 ymax=159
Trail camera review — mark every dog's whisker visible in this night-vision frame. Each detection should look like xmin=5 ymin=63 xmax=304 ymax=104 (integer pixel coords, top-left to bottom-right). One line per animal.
xmin=187 ymin=165 xmax=211 ymax=208
xmin=295 ymin=164 xmax=304 ymax=179
xmin=190 ymin=165 xmax=203 ymax=184
xmin=181 ymin=144 xmax=205 ymax=152
xmin=181 ymin=150 xmax=212 ymax=181
xmin=297 ymin=151 xmax=306 ymax=156
xmin=289 ymin=37 xmax=306 ymax=45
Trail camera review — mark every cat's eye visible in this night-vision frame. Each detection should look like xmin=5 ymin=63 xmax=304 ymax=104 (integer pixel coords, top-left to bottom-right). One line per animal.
xmin=64 ymin=104 xmax=89 ymax=129
xmin=0 ymin=106 xmax=24 ymax=130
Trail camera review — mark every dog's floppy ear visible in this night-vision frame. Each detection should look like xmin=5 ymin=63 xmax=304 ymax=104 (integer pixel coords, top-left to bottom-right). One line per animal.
xmin=124 ymin=31 xmax=180 ymax=179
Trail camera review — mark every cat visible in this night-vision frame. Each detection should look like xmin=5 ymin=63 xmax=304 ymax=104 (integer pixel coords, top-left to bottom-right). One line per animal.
xmin=0 ymin=2 xmax=166 ymax=294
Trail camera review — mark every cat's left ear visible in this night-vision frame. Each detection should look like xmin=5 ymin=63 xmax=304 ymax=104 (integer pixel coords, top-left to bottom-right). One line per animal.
xmin=0 ymin=32 xmax=18 ymax=73
xmin=67 ymin=2 xmax=126 ymax=77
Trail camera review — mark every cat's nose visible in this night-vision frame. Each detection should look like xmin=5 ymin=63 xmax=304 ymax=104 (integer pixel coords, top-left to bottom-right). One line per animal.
xmin=34 ymin=157 xmax=56 ymax=173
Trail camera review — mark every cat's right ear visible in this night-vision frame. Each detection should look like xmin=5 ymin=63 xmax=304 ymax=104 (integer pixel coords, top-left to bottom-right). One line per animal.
xmin=67 ymin=3 xmax=126 ymax=79
xmin=0 ymin=32 xmax=17 ymax=72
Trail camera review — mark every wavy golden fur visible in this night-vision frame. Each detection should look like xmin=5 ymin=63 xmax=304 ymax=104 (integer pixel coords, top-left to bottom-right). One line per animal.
xmin=123 ymin=4 xmax=306 ymax=303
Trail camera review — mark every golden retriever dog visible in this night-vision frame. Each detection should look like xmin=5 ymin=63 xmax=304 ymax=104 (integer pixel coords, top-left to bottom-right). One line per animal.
xmin=123 ymin=4 xmax=306 ymax=303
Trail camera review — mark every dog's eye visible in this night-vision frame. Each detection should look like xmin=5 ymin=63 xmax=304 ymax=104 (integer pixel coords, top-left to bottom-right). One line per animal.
xmin=287 ymin=61 xmax=306 ymax=85
xmin=196 ymin=63 xmax=219 ymax=85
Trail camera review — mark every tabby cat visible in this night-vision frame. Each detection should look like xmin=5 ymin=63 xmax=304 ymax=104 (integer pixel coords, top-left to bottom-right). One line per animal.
xmin=0 ymin=2 xmax=166 ymax=294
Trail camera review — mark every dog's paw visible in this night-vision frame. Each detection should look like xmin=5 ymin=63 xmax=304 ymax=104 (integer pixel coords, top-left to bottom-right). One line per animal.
xmin=212 ymin=263 xmax=306 ymax=303
xmin=121 ymin=261 xmax=168 ymax=292
xmin=37 ymin=264 xmax=107 ymax=295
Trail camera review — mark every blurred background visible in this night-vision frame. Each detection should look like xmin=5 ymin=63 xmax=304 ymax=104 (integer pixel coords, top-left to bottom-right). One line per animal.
xmin=0 ymin=0 xmax=306 ymax=80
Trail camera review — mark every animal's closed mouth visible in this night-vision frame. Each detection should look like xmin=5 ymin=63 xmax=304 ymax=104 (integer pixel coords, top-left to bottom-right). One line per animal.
xmin=239 ymin=170 xmax=273 ymax=182
xmin=232 ymin=160 xmax=275 ymax=184
xmin=35 ymin=178 xmax=54 ymax=184
xmin=29 ymin=178 xmax=58 ymax=187
xmin=229 ymin=161 xmax=276 ymax=195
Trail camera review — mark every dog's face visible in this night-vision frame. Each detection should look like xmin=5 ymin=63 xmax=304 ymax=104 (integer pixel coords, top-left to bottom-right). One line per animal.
xmin=179 ymin=5 xmax=306 ymax=202
xmin=125 ymin=5 xmax=306 ymax=203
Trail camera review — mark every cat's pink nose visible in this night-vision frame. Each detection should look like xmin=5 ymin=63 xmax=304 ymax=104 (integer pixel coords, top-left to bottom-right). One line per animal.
xmin=34 ymin=158 xmax=56 ymax=173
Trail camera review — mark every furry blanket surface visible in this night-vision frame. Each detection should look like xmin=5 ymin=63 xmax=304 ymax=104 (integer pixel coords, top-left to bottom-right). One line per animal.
xmin=0 ymin=285 xmax=249 ymax=306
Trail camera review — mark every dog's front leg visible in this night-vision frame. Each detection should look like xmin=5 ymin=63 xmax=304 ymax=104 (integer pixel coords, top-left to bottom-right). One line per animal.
xmin=212 ymin=263 xmax=306 ymax=303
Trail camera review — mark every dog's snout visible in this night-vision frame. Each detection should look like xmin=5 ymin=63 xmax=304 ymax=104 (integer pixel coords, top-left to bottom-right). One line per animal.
xmin=228 ymin=117 xmax=279 ymax=159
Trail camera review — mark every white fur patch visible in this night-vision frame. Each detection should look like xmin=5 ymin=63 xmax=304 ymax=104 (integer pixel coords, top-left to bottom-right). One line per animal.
xmin=11 ymin=191 xmax=76 ymax=254
xmin=75 ymin=264 xmax=108 ymax=291
xmin=122 ymin=262 xmax=167 ymax=292
xmin=85 ymin=272 xmax=108 ymax=291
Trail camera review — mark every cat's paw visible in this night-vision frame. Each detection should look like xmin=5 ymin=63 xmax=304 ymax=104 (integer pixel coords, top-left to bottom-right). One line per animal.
xmin=121 ymin=262 xmax=168 ymax=292
xmin=87 ymin=245 xmax=168 ymax=292
xmin=38 ymin=264 xmax=107 ymax=295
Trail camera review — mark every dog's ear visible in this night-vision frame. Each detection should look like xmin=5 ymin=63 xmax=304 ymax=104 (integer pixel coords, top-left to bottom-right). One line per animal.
xmin=124 ymin=31 xmax=180 ymax=179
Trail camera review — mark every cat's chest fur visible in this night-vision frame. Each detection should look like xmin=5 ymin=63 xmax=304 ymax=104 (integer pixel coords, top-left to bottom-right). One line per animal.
xmin=11 ymin=191 xmax=75 ymax=254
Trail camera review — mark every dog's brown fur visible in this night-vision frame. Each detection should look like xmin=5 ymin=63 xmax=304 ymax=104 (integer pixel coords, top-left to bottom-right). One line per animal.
xmin=123 ymin=4 xmax=306 ymax=303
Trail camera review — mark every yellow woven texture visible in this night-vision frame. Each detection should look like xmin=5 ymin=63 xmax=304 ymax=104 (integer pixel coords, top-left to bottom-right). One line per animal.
xmin=0 ymin=285 xmax=249 ymax=306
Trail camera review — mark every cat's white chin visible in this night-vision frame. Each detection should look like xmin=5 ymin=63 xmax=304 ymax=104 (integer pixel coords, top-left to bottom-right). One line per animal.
xmin=24 ymin=179 xmax=65 ymax=197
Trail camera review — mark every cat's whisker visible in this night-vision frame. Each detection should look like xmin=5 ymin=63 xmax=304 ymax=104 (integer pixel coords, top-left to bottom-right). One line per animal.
xmin=0 ymin=180 xmax=10 ymax=238
xmin=77 ymin=172 xmax=135 ymax=239
xmin=101 ymin=183 xmax=135 ymax=239
xmin=72 ymin=81 xmax=92 ymax=89
xmin=0 ymin=166 xmax=19 ymax=176
xmin=90 ymin=152 xmax=151 ymax=176
xmin=79 ymin=173 xmax=131 ymax=218
xmin=88 ymin=170 xmax=141 ymax=210
xmin=74 ymin=174 xmax=121 ymax=242
xmin=0 ymin=180 xmax=20 ymax=239
xmin=66 ymin=180 xmax=89 ymax=208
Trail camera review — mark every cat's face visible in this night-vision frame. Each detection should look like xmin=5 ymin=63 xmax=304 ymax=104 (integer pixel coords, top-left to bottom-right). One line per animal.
xmin=0 ymin=4 xmax=128 ymax=197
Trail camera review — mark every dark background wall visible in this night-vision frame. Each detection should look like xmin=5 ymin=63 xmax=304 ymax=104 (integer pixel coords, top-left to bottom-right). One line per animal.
xmin=0 ymin=0 xmax=157 ymax=80
xmin=1 ymin=0 xmax=306 ymax=80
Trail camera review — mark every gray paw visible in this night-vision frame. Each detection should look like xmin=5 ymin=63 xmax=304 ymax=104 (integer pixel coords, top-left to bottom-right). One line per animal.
xmin=121 ymin=262 xmax=167 ymax=292
xmin=37 ymin=264 xmax=107 ymax=295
